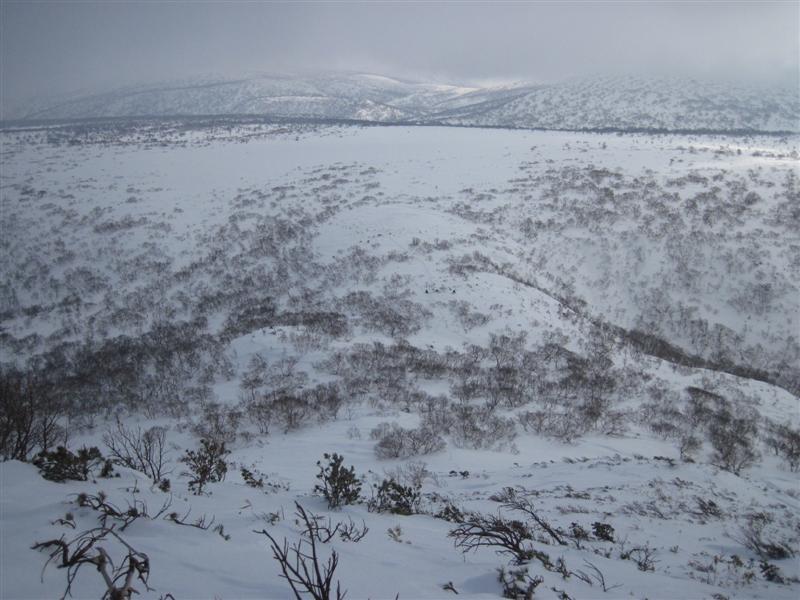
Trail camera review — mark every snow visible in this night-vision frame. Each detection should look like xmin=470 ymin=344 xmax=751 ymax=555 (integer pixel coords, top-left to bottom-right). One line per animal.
xmin=0 ymin=121 xmax=798 ymax=599
xmin=6 ymin=72 xmax=798 ymax=133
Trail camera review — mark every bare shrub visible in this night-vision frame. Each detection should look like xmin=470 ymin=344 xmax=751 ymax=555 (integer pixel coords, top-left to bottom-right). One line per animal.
xmin=686 ymin=386 xmax=726 ymax=431
xmin=256 ymin=502 xmax=347 ymax=600
xmin=103 ymin=419 xmax=169 ymax=482
xmin=33 ymin=526 xmax=152 ymax=600
xmin=418 ymin=396 xmax=455 ymax=433
xmin=74 ymin=490 xmax=172 ymax=532
xmin=736 ymin=512 xmax=797 ymax=560
xmin=340 ymin=290 xmax=432 ymax=338
xmin=621 ymin=544 xmax=658 ymax=572
xmin=292 ymin=502 xmax=368 ymax=544
xmin=0 ymin=369 xmax=64 ymax=461
xmin=271 ymin=394 xmax=311 ymax=432
xmin=517 ymin=408 xmax=585 ymax=443
xmin=501 ymin=490 xmax=566 ymax=546
xmin=371 ymin=422 xmax=445 ymax=459
xmin=192 ymin=402 xmax=241 ymax=444
xmin=441 ymin=403 xmax=516 ymax=450
xmin=449 ymin=300 xmax=491 ymax=333
xmin=579 ymin=560 xmax=622 ymax=593
xmin=708 ymin=408 xmax=760 ymax=475
xmin=679 ymin=434 xmax=702 ymax=461
xmin=303 ymin=383 xmax=342 ymax=423
xmin=764 ymin=421 xmax=800 ymax=471
xmin=450 ymin=513 xmax=550 ymax=566
xmin=384 ymin=460 xmax=430 ymax=490
xmin=242 ymin=395 xmax=273 ymax=435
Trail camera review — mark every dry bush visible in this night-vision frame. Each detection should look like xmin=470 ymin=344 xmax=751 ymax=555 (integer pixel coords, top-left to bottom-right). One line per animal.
xmin=371 ymin=422 xmax=445 ymax=459
xmin=103 ymin=419 xmax=169 ymax=482
xmin=33 ymin=526 xmax=152 ymax=600
xmin=256 ymin=501 xmax=347 ymax=600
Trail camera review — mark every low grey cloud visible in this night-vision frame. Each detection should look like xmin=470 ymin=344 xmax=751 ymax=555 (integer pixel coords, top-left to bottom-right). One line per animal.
xmin=2 ymin=1 xmax=797 ymax=103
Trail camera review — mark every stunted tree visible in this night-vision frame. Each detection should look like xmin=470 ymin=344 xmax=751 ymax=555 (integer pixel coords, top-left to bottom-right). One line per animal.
xmin=103 ymin=419 xmax=169 ymax=483
xmin=180 ymin=439 xmax=229 ymax=494
xmin=1 ymin=369 xmax=63 ymax=461
xmin=709 ymin=409 xmax=760 ymax=475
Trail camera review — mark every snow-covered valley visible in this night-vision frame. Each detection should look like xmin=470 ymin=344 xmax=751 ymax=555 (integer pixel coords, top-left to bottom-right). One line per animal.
xmin=1 ymin=121 xmax=798 ymax=599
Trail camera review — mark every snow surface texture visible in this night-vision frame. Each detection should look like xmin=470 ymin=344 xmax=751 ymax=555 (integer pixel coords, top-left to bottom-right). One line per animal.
xmin=5 ymin=72 xmax=799 ymax=133
xmin=1 ymin=122 xmax=799 ymax=599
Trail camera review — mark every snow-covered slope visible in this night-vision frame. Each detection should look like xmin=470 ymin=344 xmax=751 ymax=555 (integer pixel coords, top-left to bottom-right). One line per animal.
xmin=7 ymin=72 xmax=798 ymax=133
xmin=7 ymin=73 xmax=471 ymax=123
xmin=1 ymin=120 xmax=799 ymax=600
xmin=433 ymin=75 xmax=800 ymax=133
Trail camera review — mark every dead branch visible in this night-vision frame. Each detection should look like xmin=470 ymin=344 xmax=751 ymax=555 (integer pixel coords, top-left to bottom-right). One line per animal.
xmin=32 ymin=525 xmax=151 ymax=600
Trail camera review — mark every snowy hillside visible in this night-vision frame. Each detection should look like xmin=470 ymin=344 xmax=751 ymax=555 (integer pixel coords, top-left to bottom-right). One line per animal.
xmin=6 ymin=72 xmax=798 ymax=133
xmin=1 ymin=121 xmax=798 ymax=599
xmin=433 ymin=75 xmax=800 ymax=133
xmin=5 ymin=73 xmax=474 ymax=123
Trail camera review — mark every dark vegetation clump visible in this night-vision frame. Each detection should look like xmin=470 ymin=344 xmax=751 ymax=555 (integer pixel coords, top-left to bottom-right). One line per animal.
xmin=180 ymin=439 xmax=229 ymax=494
xmin=314 ymin=453 xmax=361 ymax=509
xmin=33 ymin=446 xmax=106 ymax=482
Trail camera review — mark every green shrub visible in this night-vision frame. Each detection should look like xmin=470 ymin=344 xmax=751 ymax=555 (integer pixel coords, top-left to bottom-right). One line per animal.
xmin=180 ymin=439 xmax=229 ymax=494
xmin=369 ymin=478 xmax=420 ymax=515
xmin=33 ymin=446 xmax=105 ymax=482
xmin=314 ymin=453 xmax=361 ymax=509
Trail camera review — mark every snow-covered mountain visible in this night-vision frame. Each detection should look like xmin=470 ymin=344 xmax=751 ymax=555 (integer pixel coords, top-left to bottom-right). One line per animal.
xmin=2 ymin=121 xmax=799 ymax=600
xmin=5 ymin=72 xmax=799 ymax=132
xmin=432 ymin=75 xmax=800 ymax=133
xmin=6 ymin=73 xmax=476 ymax=124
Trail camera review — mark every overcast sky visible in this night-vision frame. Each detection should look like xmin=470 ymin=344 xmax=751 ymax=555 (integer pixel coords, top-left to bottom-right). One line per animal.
xmin=2 ymin=1 xmax=797 ymax=102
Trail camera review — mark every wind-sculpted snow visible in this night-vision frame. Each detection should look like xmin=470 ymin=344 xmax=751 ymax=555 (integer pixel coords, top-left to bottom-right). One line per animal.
xmin=7 ymin=72 xmax=798 ymax=133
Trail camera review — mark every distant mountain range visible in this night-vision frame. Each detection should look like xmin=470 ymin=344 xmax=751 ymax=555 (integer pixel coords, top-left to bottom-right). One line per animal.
xmin=5 ymin=72 xmax=799 ymax=133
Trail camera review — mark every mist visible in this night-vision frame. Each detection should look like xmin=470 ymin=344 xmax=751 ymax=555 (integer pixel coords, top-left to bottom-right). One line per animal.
xmin=2 ymin=1 xmax=798 ymax=104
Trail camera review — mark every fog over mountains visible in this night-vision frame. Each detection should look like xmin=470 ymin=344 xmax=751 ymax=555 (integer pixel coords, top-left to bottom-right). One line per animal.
xmin=7 ymin=72 xmax=799 ymax=133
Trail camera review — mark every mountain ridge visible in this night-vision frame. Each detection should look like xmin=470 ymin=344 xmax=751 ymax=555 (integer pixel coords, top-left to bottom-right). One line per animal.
xmin=5 ymin=72 xmax=798 ymax=133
